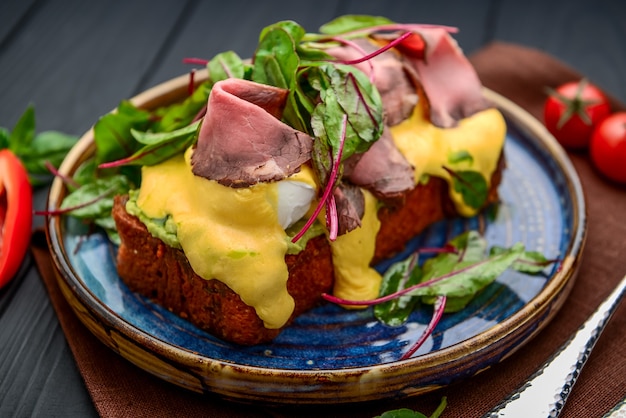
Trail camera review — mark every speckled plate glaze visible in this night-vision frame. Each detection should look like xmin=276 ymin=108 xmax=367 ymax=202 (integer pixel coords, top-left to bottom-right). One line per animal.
xmin=45 ymin=71 xmax=586 ymax=405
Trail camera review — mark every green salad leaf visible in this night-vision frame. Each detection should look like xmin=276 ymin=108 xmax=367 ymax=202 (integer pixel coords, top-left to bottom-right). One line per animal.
xmin=1 ymin=106 xmax=79 ymax=186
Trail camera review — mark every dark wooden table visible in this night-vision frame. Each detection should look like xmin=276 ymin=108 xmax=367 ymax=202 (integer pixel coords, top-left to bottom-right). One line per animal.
xmin=1 ymin=0 xmax=625 ymax=416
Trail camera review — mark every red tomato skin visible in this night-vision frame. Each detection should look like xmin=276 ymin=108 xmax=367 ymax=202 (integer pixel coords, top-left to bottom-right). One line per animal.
xmin=589 ymin=112 xmax=626 ymax=184
xmin=543 ymin=81 xmax=611 ymax=149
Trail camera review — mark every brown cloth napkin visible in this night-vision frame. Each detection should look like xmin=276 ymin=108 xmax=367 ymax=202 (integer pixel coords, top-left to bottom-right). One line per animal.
xmin=33 ymin=42 xmax=626 ymax=418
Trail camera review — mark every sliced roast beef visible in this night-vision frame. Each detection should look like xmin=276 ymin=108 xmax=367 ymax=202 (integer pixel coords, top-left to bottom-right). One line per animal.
xmin=332 ymin=182 xmax=365 ymax=236
xmin=326 ymin=39 xmax=418 ymax=127
xmin=343 ymin=128 xmax=414 ymax=201
xmin=191 ymin=78 xmax=313 ymax=187
xmin=328 ymin=29 xmax=489 ymax=129
xmin=402 ymin=28 xmax=489 ymax=128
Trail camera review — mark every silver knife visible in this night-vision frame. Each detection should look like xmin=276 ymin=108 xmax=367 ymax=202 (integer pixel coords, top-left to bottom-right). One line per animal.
xmin=483 ymin=273 xmax=626 ymax=418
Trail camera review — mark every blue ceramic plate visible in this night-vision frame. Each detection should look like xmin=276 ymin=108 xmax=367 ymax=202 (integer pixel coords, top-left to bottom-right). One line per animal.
xmin=46 ymin=73 xmax=586 ymax=405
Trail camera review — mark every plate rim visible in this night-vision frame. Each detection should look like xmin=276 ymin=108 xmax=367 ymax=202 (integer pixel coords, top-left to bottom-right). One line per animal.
xmin=44 ymin=70 xmax=587 ymax=404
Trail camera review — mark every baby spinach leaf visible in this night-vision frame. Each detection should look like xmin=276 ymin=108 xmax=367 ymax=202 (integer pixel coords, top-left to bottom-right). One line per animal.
xmin=122 ymin=121 xmax=200 ymax=167
xmin=59 ymin=174 xmax=132 ymax=245
xmin=207 ymin=51 xmax=246 ymax=85
xmin=411 ymin=243 xmax=526 ymax=299
xmin=6 ymin=105 xmax=36 ymax=155
xmin=444 ymin=167 xmax=488 ymax=210
xmin=1 ymin=106 xmax=80 ymax=185
xmin=448 ymin=149 xmax=473 ymax=165
xmin=18 ymin=131 xmax=79 ymax=182
xmin=490 ymin=246 xmax=554 ymax=274
xmin=375 ymin=397 xmax=447 ymax=418
xmin=152 ymin=82 xmax=210 ymax=132
xmin=254 ymin=21 xmax=302 ymax=90
xmin=93 ymin=101 xmax=151 ymax=165
xmin=374 ymin=256 xmax=422 ymax=326
xmin=60 ymin=174 xmax=131 ymax=219
xmin=373 ymin=230 xmax=557 ymax=327
xmin=318 ymin=15 xmax=394 ymax=35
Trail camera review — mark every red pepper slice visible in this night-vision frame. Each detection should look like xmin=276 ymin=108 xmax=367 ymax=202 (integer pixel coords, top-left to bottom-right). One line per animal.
xmin=0 ymin=149 xmax=32 ymax=288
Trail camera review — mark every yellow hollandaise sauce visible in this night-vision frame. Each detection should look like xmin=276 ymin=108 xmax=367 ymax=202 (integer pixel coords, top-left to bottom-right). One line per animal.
xmin=136 ymin=148 xmax=300 ymax=329
xmin=133 ymin=104 xmax=506 ymax=325
xmin=327 ymin=189 xmax=382 ymax=304
xmin=390 ymin=102 xmax=507 ymax=217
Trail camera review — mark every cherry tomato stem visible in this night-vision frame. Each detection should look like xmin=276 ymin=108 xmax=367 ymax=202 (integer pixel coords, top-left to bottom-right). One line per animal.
xmin=544 ymin=79 xmax=611 ymax=149
xmin=0 ymin=149 xmax=33 ymax=288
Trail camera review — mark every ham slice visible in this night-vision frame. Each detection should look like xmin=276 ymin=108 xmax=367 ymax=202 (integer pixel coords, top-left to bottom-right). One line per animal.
xmin=191 ymin=78 xmax=313 ymax=187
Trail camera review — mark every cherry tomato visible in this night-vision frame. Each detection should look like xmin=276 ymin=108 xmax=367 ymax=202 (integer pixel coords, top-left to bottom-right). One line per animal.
xmin=544 ymin=79 xmax=611 ymax=149
xmin=589 ymin=112 xmax=626 ymax=184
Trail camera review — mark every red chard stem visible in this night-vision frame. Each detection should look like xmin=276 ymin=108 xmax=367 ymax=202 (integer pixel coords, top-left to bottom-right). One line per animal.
xmin=45 ymin=161 xmax=80 ymax=189
xmin=401 ymin=295 xmax=447 ymax=360
xmin=182 ymin=57 xmax=209 ymax=66
xmin=333 ymin=32 xmax=413 ymax=66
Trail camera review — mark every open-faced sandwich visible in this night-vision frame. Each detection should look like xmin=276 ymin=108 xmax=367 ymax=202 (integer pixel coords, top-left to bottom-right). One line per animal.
xmin=65 ymin=16 xmax=508 ymax=346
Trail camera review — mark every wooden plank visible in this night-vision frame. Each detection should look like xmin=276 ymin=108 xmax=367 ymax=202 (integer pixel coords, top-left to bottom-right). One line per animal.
xmin=142 ymin=0 xmax=496 ymax=90
xmin=0 ymin=261 xmax=96 ymax=417
xmin=0 ymin=0 xmax=191 ymax=134
xmin=494 ymin=0 xmax=626 ymax=102
xmin=340 ymin=0 xmax=495 ymax=54
xmin=140 ymin=0 xmax=345 ymax=91
xmin=0 ymin=0 xmax=39 ymax=43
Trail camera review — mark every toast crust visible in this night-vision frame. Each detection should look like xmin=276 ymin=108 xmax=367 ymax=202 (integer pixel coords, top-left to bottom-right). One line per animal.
xmin=112 ymin=155 xmax=503 ymax=345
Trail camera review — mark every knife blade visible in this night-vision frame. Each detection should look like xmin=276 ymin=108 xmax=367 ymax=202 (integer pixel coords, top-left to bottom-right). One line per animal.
xmin=483 ymin=273 xmax=626 ymax=418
